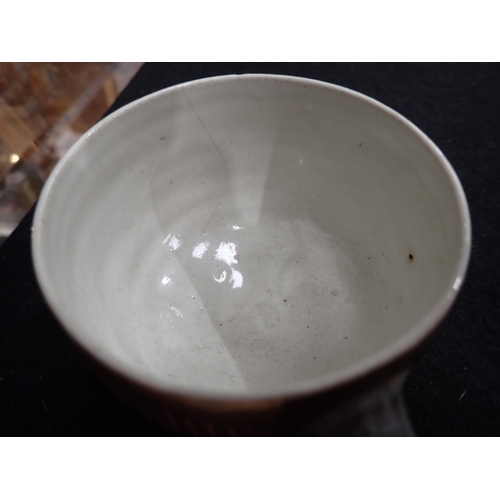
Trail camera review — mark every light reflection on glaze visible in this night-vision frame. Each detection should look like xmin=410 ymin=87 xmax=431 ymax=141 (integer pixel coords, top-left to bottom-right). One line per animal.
xmin=213 ymin=270 xmax=227 ymax=283
xmin=169 ymin=305 xmax=183 ymax=317
xmin=163 ymin=231 xmax=245 ymax=290
xmin=215 ymin=242 xmax=238 ymax=265
xmin=162 ymin=233 xmax=182 ymax=251
xmin=169 ymin=235 xmax=181 ymax=251
xmin=230 ymin=268 xmax=243 ymax=288
xmin=192 ymin=241 xmax=210 ymax=259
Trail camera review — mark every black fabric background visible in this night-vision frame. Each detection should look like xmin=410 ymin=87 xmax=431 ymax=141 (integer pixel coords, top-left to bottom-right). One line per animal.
xmin=1 ymin=63 xmax=498 ymax=436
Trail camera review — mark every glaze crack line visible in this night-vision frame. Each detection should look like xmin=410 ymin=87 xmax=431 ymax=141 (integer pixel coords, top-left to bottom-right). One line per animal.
xmin=181 ymin=86 xmax=228 ymax=234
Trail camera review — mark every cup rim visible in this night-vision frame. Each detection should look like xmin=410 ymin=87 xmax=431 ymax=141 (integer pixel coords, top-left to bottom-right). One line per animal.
xmin=32 ymin=73 xmax=472 ymax=402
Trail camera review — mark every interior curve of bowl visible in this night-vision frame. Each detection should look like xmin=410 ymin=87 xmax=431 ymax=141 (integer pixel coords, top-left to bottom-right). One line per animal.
xmin=32 ymin=74 xmax=471 ymax=399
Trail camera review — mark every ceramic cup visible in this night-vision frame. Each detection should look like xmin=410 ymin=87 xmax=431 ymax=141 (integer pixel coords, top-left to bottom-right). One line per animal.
xmin=32 ymin=74 xmax=471 ymax=435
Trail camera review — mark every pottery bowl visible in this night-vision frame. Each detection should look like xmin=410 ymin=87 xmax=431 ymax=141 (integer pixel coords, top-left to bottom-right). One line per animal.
xmin=32 ymin=75 xmax=471 ymax=435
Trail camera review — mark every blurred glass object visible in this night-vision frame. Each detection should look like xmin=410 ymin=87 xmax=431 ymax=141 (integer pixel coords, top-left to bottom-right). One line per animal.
xmin=0 ymin=62 xmax=142 ymax=245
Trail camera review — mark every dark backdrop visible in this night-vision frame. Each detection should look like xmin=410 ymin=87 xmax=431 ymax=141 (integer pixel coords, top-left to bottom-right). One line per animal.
xmin=1 ymin=63 xmax=498 ymax=436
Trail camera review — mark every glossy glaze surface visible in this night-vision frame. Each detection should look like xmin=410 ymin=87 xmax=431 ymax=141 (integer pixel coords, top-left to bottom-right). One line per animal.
xmin=32 ymin=75 xmax=470 ymax=398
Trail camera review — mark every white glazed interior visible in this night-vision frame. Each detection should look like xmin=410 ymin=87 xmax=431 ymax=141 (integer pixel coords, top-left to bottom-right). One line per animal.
xmin=33 ymin=75 xmax=470 ymax=398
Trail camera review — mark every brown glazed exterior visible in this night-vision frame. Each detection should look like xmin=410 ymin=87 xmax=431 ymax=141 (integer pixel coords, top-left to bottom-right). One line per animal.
xmin=78 ymin=322 xmax=440 ymax=436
